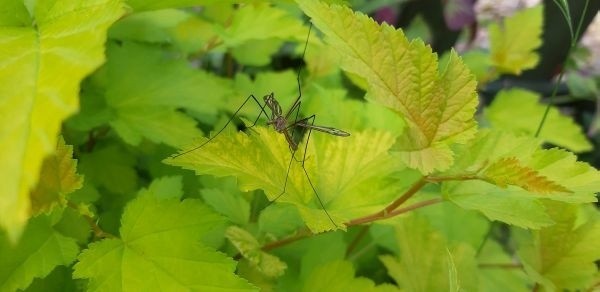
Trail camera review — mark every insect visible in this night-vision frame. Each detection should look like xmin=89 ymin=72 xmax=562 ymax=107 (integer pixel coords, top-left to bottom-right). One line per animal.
xmin=173 ymin=24 xmax=349 ymax=227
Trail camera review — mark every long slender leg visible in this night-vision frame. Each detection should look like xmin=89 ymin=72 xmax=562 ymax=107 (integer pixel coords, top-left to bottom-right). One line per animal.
xmin=270 ymin=150 xmax=297 ymax=203
xmin=298 ymin=114 xmax=338 ymax=228
xmin=287 ymin=101 xmax=303 ymax=162
xmin=172 ymin=94 xmax=268 ymax=158
xmin=284 ymin=113 xmax=337 ymax=227
xmin=285 ymin=23 xmax=312 ymax=120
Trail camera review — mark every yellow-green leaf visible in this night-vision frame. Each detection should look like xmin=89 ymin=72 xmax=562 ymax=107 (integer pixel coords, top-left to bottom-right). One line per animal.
xmin=165 ymin=127 xmax=401 ymax=233
xmin=442 ymin=130 xmax=600 ymax=228
xmin=489 ymin=5 xmax=543 ymax=74
xmin=380 ymin=215 xmax=479 ymax=291
xmin=217 ymin=3 xmax=307 ymax=47
xmin=30 ymin=138 xmax=83 ymax=215
xmin=0 ymin=0 xmax=124 ymax=241
xmin=297 ymin=0 xmax=478 ymax=174
xmin=519 ymin=201 xmax=600 ymax=290
xmin=485 ymin=89 xmax=592 ymax=153
xmin=225 ymin=226 xmax=287 ymax=278
xmin=481 ymin=157 xmax=571 ymax=194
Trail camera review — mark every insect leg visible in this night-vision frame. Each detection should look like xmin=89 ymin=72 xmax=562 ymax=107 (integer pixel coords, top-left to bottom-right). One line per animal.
xmin=297 ymin=114 xmax=338 ymax=228
xmin=171 ymin=94 xmax=267 ymax=158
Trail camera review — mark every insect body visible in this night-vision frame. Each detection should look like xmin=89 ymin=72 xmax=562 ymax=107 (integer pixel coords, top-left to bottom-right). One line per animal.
xmin=264 ymin=93 xmax=350 ymax=151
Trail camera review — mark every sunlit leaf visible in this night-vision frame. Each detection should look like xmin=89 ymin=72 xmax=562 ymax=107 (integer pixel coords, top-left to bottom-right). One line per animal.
xmin=166 ymin=127 xmax=401 ymax=233
xmin=0 ymin=0 xmax=123 ymax=241
xmin=216 ymin=3 xmax=307 ymax=47
xmin=137 ymin=175 xmax=183 ymax=200
xmin=225 ymin=226 xmax=287 ymax=278
xmin=518 ymin=201 xmax=600 ymax=290
xmin=442 ymin=130 xmax=600 ymax=228
xmin=302 ymin=260 xmax=392 ymax=292
xmin=489 ymin=5 xmax=543 ymax=74
xmin=298 ymin=0 xmax=478 ymax=174
xmin=73 ymin=195 xmax=255 ymax=291
xmin=485 ymin=89 xmax=592 ymax=153
xmin=478 ymin=240 xmax=531 ymax=291
xmin=380 ymin=215 xmax=478 ymax=291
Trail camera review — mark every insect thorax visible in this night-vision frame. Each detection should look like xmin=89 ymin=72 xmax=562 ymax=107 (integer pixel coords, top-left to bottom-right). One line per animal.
xmin=272 ymin=116 xmax=288 ymax=132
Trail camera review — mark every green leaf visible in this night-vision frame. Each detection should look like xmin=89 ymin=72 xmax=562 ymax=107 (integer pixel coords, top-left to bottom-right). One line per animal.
xmin=485 ymin=89 xmax=592 ymax=152
xmin=302 ymin=85 xmax=405 ymax=136
xmin=0 ymin=0 xmax=123 ymax=241
xmin=78 ymin=145 xmax=139 ymax=195
xmin=137 ymin=175 xmax=183 ymax=200
xmin=489 ymin=5 xmax=543 ymax=74
xmin=23 ymin=266 xmax=79 ymax=292
xmin=460 ymin=50 xmax=494 ymax=84
xmin=258 ymin=204 xmax=305 ymax=237
xmin=274 ymin=232 xmax=347 ymax=290
xmin=200 ymin=177 xmax=250 ymax=225
xmin=302 ymin=261 xmax=389 ymax=292
xmin=442 ymin=130 xmax=600 ymax=228
xmin=109 ymin=9 xmax=192 ymax=43
xmin=379 ymin=214 xmax=479 ymax=291
xmin=166 ymin=128 xmax=400 ymax=233
xmin=477 ymin=240 xmax=531 ymax=291
xmin=518 ymin=201 xmax=600 ymax=290
xmin=0 ymin=213 xmax=79 ymax=292
xmin=231 ymin=38 xmax=285 ymax=66
xmin=225 ymin=226 xmax=287 ymax=278
xmin=103 ymin=42 xmax=236 ymax=148
xmin=216 ymin=3 xmax=307 ymax=47
xmin=231 ymin=71 xmax=298 ymax=119
xmin=481 ymin=157 xmax=571 ymax=194
xmin=73 ymin=195 xmax=255 ymax=291
xmin=298 ymin=0 xmax=478 ymax=174
xmin=30 ymin=138 xmax=83 ymax=215
xmin=417 ymin=201 xmax=490 ymax=249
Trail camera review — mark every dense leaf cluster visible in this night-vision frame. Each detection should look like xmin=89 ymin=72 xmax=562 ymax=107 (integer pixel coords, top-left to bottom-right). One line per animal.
xmin=1 ymin=0 xmax=599 ymax=291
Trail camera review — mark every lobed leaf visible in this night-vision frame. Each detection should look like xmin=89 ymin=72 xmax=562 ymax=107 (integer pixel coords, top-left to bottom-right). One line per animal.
xmin=166 ymin=127 xmax=401 ymax=233
xmin=200 ymin=177 xmax=251 ymax=226
xmin=225 ymin=226 xmax=287 ymax=278
xmin=137 ymin=175 xmax=183 ymax=200
xmin=519 ymin=201 xmax=600 ymax=290
xmin=73 ymin=195 xmax=255 ymax=291
xmin=297 ymin=0 xmax=478 ymax=174
xmin=216 ymin=3 xmax=308 ymax=47
xmin=485 ymin=89 xmax=592 ymax=152
xmin=30 ymin=138 xmax=83 ymax=215
xmin=302 ymin=261 xmax=394 ymax=292
xmin=380 ymin=215 xmax=479 ymax=291
xmin=481 ymin=157 xmax=571 ymax=194
xmin=0 ymin=0 xmax=123 ymax=241
xmin=489 ymin=5 xmax=543 ymax=74
xmin=442 ymin=130 xmax=600 ymax=228
xmin=0 ymin=213 xmax=79 ymax=292
xmin=102 ymin=42 xmax=234 ymax=148
xmin=478 ymin=240 xmax=531 ymax=291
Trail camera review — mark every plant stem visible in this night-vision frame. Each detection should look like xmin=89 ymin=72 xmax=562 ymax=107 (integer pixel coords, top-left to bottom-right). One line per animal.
xmin=260 ymin=198 xmax=443 ymax=253
xmin=262 ymin=228 xmax=313 ymax=251
xmin=345 ymin=225 xmax=370 ymax=257
xmin=67 ymin=201 xmax=116 ymax=240
xmin=478 ymin=262 xmax=523 ymax=269
xmin=346 ymin=177 xmax=428 ymax=226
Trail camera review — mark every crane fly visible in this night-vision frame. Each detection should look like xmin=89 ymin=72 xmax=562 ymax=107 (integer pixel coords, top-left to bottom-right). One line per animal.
xmin=172 ymin=23 xmax=349 ymax=228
